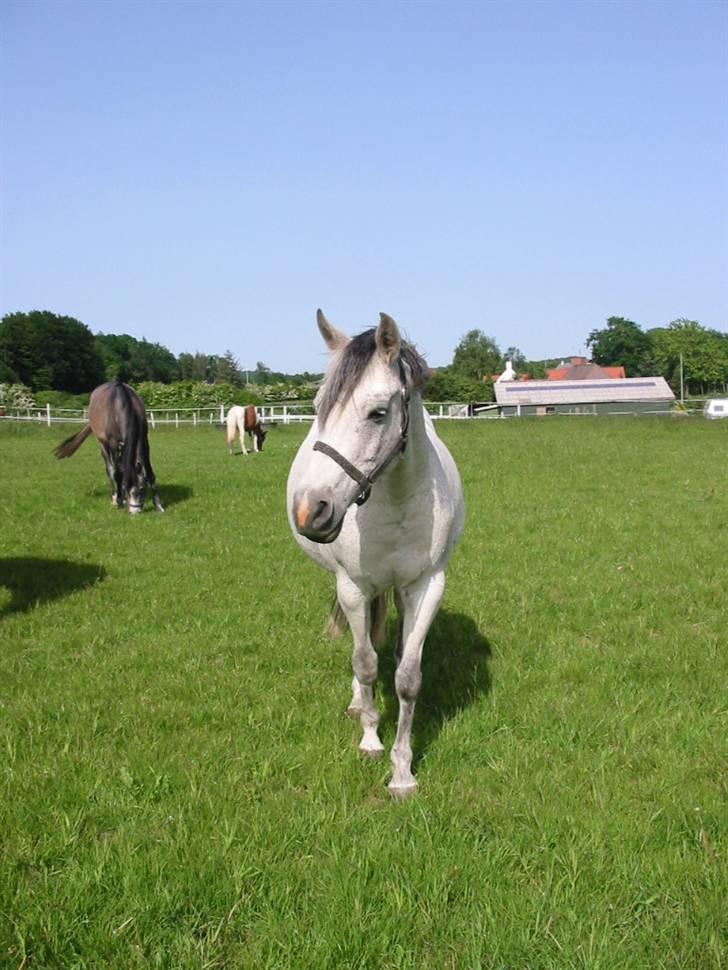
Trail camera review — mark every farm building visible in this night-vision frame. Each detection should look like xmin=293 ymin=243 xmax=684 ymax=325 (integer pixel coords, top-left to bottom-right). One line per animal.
xmin=547 ymin=356 xmax=626 ymax=381
xmin=493 ymin=375 xmax=675 ymax=416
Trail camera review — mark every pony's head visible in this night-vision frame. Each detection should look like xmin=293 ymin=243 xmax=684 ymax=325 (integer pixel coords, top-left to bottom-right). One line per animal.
xmin=291 ymin=309 xmax=427 ymax=543
xmin=125 ymin=458 xmax=149 ymax=514
xmin=255 ymin=425 xmax=267 ymax=451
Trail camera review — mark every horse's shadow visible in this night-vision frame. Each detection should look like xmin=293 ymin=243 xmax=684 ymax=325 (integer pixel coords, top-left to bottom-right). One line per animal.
xmin=0 ymin=557 xmax=106 ymax=619
xmin=158 ymin=484 xmax=193 ymax=508
xmin=377 ymin=608 xmax=492 ymax=766
xmin=90 ymin=483 xmax=193 ymax=508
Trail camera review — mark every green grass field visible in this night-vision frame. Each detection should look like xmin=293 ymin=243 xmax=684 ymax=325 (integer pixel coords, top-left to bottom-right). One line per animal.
xmin=1 ymin=416 xmax=726 ymax=969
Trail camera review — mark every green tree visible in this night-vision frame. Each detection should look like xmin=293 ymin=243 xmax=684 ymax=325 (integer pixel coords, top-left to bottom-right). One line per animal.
xmin=586 ymin=316 xmax=654 ymax=376
xmin=451 ymin=331 xmax=503 ymax=382
xmin=650 ymin=319 xmax=728 ymax=395
xmin=214 ymin=350 xmax=244 ymax=386
xmin=128 ymin=338 xmax=178 ymax=383
xmin=254 ymin=361 xmax=272 ymax=385
xmin=423 ymin=367 xmax=490 ymax=402
xmin=95 ymin=333 xmax=178 ymax=383
xmin=181 ymin=352 xmax=216 ymax=382
xmin=505 ymin=346 xmax=528 ymax=373
xmin=0 ymin=310 xmax=105 ymax=392
xmin=525 ymin=360 xmax=547 ymax=380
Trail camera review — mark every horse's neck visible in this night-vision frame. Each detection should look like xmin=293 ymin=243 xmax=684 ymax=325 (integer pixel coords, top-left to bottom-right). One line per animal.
xmin=384 ymin=394 xmax=430 ymax=498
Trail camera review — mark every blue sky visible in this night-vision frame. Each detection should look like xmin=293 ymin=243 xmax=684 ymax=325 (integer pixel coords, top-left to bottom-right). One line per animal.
xmin=1 ymin=0 xmax=726 ymax=373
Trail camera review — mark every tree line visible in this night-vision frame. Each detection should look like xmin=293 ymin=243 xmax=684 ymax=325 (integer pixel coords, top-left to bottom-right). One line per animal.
xmin=1 ymin=309 xmax=726 ymax=402
xmin=0 ymin=310 xmax=322 ymax=395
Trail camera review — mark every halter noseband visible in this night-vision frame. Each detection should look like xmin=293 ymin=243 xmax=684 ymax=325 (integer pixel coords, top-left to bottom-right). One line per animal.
xmin=313 ymin=358 xmax=411 ymax=507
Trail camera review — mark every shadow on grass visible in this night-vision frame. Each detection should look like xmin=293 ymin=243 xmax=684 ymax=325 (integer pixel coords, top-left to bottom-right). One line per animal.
xmin=157 ymin=484 xmax=193 ymax=508
xmin=90 ymin=483 xmax=193 ymax=508
xmin=0 ymin=557 xmax=106 ymax=619
xmin=377 ymin=608 xmax=492 ymax=767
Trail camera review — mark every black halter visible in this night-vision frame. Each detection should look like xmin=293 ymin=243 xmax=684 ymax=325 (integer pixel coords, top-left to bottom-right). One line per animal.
xmin=313 ymin=359 xmax=411 ymax=507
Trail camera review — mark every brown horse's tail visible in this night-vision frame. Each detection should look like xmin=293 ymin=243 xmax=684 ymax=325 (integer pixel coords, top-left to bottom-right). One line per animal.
xmin=53 ymin=423 xmax=93 ymax=459
xmin=325 ymin=591 xmax=390 ymax=646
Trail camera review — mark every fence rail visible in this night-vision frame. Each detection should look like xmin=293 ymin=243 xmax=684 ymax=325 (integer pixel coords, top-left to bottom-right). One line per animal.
xmin=0 ymin=400 xmax=710 ymax=428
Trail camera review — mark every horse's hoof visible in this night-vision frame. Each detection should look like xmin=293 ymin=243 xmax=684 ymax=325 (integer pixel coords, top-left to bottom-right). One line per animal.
xmin=388 ymin=781 xmax=418 ymax=801
xmin=346 ymin=705 xmax=362 ymax=720
xmin=359 ymin=745 xmax=384 ymax=761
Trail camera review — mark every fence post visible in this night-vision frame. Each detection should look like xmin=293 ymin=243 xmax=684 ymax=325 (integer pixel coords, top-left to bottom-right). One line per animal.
xmin=193 ymin=412 xmax=197 ymax=427
xmin=46 ymin=403 xmax=51 ymax=427
xmin=175 ymin=412 xmax=179 ymax=428
xmin=150 ymin=411 xmax=155 ymax=430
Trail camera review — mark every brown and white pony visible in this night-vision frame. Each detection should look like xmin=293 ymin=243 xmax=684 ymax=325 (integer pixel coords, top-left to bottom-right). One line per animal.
xmin=226 ymin=405 xmax=267 ymax=455
xmin=54 ymin=381 xmax=164 ymax=514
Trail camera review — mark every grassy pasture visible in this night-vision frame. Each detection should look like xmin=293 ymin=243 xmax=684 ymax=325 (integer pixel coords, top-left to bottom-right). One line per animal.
xmin=1 ymin=415 xmax=726 ymax=969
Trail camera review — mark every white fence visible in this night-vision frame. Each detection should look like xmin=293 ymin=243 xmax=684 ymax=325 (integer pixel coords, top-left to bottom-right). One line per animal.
xmin=0 ymin=402 xmax=488 ymax=428
xmin=0 ymin=400 xmax=708 ymax=428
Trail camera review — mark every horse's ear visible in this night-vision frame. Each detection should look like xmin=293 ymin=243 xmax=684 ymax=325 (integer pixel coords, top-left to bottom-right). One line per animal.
xmin=376 ymin=312 xmax=401 ymax=364
xmin=317 ymin=309 xmax=350 ymax=352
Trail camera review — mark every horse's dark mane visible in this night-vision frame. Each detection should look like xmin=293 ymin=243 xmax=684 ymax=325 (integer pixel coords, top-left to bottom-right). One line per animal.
xmin=317 ymin=329 xmax=429 ymax=427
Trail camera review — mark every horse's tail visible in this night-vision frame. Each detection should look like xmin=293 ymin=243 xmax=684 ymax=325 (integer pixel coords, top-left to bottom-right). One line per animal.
xmin=117 ymin=383 xmax=144 ymax=494
xmin=54 ymin=423 xmax=93 ymax=459
xmin=325 ymin=596 xmax=349 ymax=638
xmin=325 ymin=591 xmax=390 ymax=646
xmin=371 ymin=592 xmax=390 ymax=647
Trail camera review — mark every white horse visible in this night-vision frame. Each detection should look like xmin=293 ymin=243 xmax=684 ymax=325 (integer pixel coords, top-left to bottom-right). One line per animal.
xmin=287 ymin=310 xmax=465 ymax=798
xmin=226 ymin=404 xmax=267 ymax=455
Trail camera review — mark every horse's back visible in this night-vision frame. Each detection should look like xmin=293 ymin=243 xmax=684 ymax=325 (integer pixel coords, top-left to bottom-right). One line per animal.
xmin=88 ymin=382 xmax=142 ymax=443
xmin=243 ymin=404 xmax=257 ymax=432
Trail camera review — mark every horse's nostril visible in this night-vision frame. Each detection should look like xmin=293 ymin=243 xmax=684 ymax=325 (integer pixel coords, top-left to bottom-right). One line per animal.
xmin=311 ymin=499 xmax=331 ymax=528
xmin=293 ymin=488 xmax=339 ymax=540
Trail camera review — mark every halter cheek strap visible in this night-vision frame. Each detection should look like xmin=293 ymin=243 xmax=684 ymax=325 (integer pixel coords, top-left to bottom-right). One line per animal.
xmin=313 ymin=440 xmax=375 ymax=505
xmin=313 ymin=359 xmax=410 ymax=507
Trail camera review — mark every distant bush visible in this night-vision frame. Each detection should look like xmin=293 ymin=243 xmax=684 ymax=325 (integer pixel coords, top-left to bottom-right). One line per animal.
xmin=423 ymin=369 xmax=490 ymax=403
xmin=134 ymin=382 xmax=264 ymax=410
xmin=260 ymin=381 xmax=320 ymax=402
xmin=0 ymin=383 xmax=36 ymax=411
xmin=34 ymin=389 xmax=91 ymax=409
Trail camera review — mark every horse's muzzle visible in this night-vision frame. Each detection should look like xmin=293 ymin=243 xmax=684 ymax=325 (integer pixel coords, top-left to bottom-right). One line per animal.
xmin=292 ymin=488 xmax=344 ymax=544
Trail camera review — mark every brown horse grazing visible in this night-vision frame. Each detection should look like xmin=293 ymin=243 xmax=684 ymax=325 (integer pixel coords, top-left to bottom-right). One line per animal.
xmin=54 ymin=381 xmax=164 ymax=514
xmin=226 ymin=404 xmax=267 ymax=455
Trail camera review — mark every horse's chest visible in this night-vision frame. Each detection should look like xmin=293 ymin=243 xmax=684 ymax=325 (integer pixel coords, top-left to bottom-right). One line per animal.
xmin=342 ymin=500 xmax=442 ymax=589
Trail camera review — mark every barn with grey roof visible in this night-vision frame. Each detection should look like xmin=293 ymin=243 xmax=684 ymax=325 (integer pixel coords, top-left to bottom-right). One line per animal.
xmin=493 ymin=376 xmax=675 ymax=416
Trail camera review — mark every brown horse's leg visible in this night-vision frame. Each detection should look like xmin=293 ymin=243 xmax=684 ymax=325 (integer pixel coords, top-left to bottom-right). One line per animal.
xmin=100 ymin=442 xmax=123 ymax=507
xmin=140 ymin=432 xmax=164 ymax=512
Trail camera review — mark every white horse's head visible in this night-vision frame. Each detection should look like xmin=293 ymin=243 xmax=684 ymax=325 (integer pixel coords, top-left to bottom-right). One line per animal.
xmin=290 ymin=310 xmax=428 ymax=543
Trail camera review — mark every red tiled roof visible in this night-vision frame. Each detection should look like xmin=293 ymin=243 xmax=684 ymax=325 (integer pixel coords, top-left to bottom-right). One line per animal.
xmin=547 ymin=363 xmax=626 ymax=380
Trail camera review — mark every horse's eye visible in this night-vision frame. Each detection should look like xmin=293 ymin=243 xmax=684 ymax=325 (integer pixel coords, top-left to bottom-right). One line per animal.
xmin=368 ymin=408 xmax=388 ymax=423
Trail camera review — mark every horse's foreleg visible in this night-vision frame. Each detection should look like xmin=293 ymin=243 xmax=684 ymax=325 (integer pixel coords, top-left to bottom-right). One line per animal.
xmin=336 ymin=575 xmax=384 ymax=759
xmin=240 ymin=426 xmax=248 ymax=455
xmin=389 ymin=570 xmax=446 ymax=799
